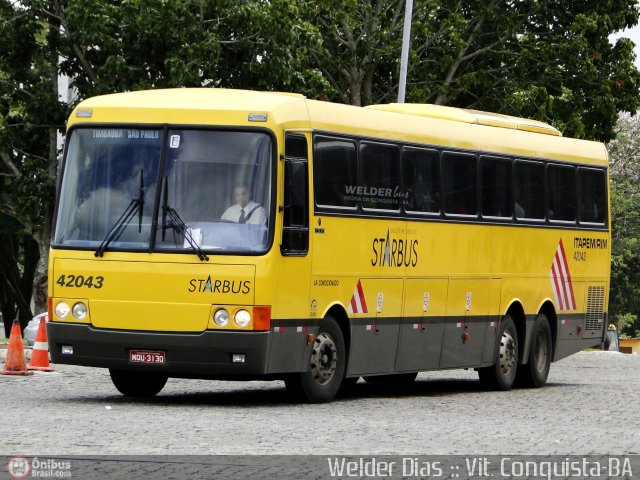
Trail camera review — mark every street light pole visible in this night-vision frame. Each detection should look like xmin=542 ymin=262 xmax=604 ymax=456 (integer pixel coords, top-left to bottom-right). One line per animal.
xmin=397 ymin=0 xmax=414 ymax=103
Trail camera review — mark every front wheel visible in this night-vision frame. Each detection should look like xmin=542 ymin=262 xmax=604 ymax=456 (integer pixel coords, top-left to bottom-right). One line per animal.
xmin=284 ymin=316 xmax=346 ymax=403
xmin=516 ymin=313 xmax=552 ymax=388
xmin=478 ymin=315 xmax=519 ymax=390
xmin=109 ymin=369 xmax=168 ymax=397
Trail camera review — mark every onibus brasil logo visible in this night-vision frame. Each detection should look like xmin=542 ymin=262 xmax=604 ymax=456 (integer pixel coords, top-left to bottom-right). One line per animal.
xmin=7 ymin=457 xmax=72 ymax=478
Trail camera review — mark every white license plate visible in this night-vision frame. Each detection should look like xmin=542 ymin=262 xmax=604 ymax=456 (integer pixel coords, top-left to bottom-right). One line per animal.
xmin=129 ymin=350 xmax=166 ymax=364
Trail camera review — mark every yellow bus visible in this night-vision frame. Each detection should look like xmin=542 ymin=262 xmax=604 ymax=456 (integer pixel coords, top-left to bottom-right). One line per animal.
xmin=47 ymin=89 xmax=610 ymax=402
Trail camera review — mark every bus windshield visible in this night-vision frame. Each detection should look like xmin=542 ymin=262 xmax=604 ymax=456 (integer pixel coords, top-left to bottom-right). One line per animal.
xmin=53 ymin=128 xmax=273 ymax=254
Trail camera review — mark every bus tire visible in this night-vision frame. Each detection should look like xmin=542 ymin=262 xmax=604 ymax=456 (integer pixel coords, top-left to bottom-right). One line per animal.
xmin=109 ymin=369 xmax=168 ymax=397
xmin=516 ymin=313 xmax=552 ymax=388
xmin=363 ymin=372 xmax=418 ymax=384
xmin=284 ymin=316 xmax=345 ymax=403
xmin=477 ymin=315 xmax=518 ymax=391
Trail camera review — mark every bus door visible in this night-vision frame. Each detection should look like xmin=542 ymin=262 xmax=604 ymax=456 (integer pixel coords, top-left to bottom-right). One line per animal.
xmin=269 ymin=133 xmax=312 ymax=373
xmin=440 ymin=279 xmax=489 ymax=368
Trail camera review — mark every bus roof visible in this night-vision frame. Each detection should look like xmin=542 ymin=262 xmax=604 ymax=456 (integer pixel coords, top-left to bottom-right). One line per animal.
xmin=366 ymin=103 xmax=562 ymax=136
xmin=69 ymin=88 xmax=607 ymax=166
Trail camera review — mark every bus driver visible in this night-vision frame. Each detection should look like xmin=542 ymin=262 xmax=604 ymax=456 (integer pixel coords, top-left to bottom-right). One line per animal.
xmin=221 ymin=184 xmax=266 ymax=224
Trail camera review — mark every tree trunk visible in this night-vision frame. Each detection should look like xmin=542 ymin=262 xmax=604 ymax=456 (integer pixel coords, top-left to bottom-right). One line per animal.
xmin=0 ymin=230 xmax=34 ymax=330
xmin=31 ymin=228 xmax=49 ymax=314
xmin=30 ymin=0 xmax=63 ymax=314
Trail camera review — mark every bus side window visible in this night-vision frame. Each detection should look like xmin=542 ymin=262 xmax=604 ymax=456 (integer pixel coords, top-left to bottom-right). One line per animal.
xmin=360 ymin=141 xmax=400 ymax=211
xmin=403 ymin=147 xmax=440 ymax=214
xmin=578 ymin=168 xmax=606 ymax=224
xmin=282 ymin=134 xmax=309 ymax=255
xmin=443 ymin=151 xmax=477 ymax=216
xmin=548 ymin=164 xmax=576 ymax=222
xmin=481 ymin=156 xmax=512 ymax=218
xmin=314 ymin=136 xmax=357 ymax=209
xmin=514 ymin=160 xmax=545 ymax=220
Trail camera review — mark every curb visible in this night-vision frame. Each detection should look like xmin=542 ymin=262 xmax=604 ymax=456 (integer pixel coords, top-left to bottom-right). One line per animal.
xmin=0 ymin=345 xmax=33 ymax=362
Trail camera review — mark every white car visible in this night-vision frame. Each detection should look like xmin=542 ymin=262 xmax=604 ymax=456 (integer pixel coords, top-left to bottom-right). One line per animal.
xmin=24 ymin=313 xmax=47 ymax=346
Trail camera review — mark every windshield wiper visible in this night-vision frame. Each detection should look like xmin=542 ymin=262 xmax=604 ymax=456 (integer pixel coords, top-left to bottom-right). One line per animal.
xmin=161 ymin=177 xmax=209 ymax=261
xmin=94 ymin=170 xmax=144 ymax=257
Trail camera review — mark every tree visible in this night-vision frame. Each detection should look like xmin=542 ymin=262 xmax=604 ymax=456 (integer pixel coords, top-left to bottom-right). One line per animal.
xmin=607 ymin=112 xmax=640 ymax=338
xmin=303 ymin=0 xmax=407 ymax=105
xmin=304 ymin=0 xmax=640 ymax=141
xmin=0 ymin=214 xmax=39 ymax=337
xmin=0 ymin=0 xmax=64 ymax=327
xmin=58 ymin=0 xmax=331 ymax=97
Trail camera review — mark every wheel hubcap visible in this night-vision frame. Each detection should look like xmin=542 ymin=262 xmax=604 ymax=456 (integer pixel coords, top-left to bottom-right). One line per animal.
xmin=499 ymin=329 xmax=517 ymax=376
xmin=310 ymin=332 xmax=337 ymax=385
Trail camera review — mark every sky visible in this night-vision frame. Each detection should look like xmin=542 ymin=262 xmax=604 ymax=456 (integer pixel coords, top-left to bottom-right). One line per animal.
xmin=610 ymin=25 xmax=640 ymax=68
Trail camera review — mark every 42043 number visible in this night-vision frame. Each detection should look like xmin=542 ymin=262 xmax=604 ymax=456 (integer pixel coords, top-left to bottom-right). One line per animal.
xmin=56 ymin=274 xmax=104 ymax=289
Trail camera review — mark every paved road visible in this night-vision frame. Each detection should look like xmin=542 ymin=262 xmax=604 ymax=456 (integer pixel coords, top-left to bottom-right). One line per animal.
xmin=0 ymin=351 xmax=638 ymax=457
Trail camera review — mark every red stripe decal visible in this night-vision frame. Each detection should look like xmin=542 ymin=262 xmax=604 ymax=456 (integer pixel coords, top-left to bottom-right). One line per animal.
xmin=357 ymin=280 xmax=368 ymax=313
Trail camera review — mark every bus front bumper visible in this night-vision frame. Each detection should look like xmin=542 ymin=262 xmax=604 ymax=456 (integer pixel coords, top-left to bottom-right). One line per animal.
xmin=46 ymin=322 xmax=271 ymax=376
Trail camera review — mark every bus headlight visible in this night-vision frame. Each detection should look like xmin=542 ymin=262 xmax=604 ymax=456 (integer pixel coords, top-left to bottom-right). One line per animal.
xmin=213 ymin=308 xmax=229 ymax=327
xmin=72 ymin=302 xmax=88 ymax=320
xmin=234 ymin=309 xmax=251 ymax=328
xmin=55 ymin=302 xmax=71 ymax=319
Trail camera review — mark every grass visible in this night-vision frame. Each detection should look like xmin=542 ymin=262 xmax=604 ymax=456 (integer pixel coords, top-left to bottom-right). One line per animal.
xmin=0 ymin=338 xmax=28 ymax=345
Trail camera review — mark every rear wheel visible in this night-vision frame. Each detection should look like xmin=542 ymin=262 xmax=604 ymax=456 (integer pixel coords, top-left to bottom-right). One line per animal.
xmin=109 ymin=369 xmax=168 ymax=397
xmin=478 ymin=315 xmax=518 ymax=390
xmin=285 ymin=316 xmax=346 ymax=403
xmin=516 ymin=313 xmax=552 ymax=388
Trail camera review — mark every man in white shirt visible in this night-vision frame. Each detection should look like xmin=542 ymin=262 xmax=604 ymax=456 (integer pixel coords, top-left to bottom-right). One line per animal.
xmin=221 ymin=185 xmax=266 ymax=224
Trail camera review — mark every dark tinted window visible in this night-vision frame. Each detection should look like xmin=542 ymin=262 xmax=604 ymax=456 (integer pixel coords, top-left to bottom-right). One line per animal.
xmin=578 ymin=168 xmax=607 ymax=224
xmin=284 ymin=135 xmax=308 ymax=228
xmin=481 ymin=156 xmax=512 ymax=218
xmin=443 ymin=152 xmax=477 ymax=215
xmin=403 ymin=147 xmax=440 ymax=213
xmin=360 ymin=142 xmax=401 ymax=211
xmin=285 ymin=135 xmax=308 ymax=159
xmin=514 ymin=161 xmax=545 ymax=220
xmin=548 ymin=165 xmax=576 ymax=222
xmin=314 ymin=136 xmax=357 ymax=208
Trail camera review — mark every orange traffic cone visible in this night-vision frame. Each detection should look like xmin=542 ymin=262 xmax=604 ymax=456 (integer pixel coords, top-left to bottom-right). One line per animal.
xmin=1 ymin=320 xmax=33 ymax=376
xmin=27 ymin=316 xmax=53 ymax=372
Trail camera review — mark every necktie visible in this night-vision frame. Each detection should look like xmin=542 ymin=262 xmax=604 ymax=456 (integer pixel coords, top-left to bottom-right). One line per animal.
xmin=238 ymin=208 xmax=246 ymax=224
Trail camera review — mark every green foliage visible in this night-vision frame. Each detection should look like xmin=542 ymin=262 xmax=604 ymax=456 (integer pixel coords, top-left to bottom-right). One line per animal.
xmin=59 ymin=0 xmax=333 ymax=98
xmin=409 ymin=0 xmax=640 ymax=141
xmin=615 ymin=313 xmax=640 ymax=339
xmin=0 ymin=1 xmax=61 ymax=225
xmin=608 ymin=113 xmax=640 ymax=338
xmin=282 ymin=0 xmax=640 ymax=141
